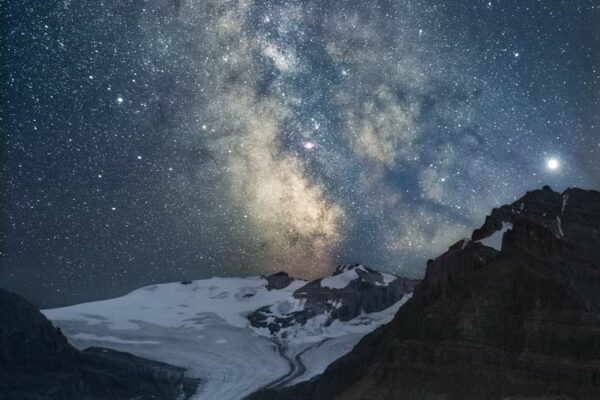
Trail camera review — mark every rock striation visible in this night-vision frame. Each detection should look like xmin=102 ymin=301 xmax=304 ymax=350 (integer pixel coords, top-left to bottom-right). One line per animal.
xmin=248 ymin=187 xmax=600 ymax=400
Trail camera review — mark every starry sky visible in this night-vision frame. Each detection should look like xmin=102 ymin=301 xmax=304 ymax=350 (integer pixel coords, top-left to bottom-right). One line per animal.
xmin=2 ymin=0 xmax=599 ymax=307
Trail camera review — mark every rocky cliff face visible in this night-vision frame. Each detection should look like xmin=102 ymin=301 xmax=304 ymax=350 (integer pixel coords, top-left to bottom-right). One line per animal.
xmin=0 ymin=288 xmax=200 ymax=400
xmin=249 ymin=264 xmax=419 ymax=338
xmin=248 ymin=186 xmax=600 ymax=400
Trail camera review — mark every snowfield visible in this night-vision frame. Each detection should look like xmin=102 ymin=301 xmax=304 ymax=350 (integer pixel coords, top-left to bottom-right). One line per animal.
xmin=320 ymin=266 xmax=361 ymax=289
xmin=43 ymin=275 xmax=408 ymax=400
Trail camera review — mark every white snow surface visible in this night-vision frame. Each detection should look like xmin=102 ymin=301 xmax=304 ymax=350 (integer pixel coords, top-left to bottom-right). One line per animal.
xmin=379 ymin=272 xmax=398 ymax=285
xmin=43 ymin=275 xmax=407 ymax=400
xmin=320 ymin=268 xmax=360 ymax=289
xmin=71 ymin=332 xmax=161 ymax=345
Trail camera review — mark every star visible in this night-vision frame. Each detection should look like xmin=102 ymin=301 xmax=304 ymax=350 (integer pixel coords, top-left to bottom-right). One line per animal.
xmin=546 ymin=157 xmax=560 ymax=171
xmin=3 ymin=0 xmax=595 ymax=307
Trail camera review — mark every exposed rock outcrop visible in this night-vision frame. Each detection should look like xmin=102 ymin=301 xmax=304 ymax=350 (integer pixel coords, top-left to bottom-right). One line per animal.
xmin=0 ymin=288 xmax=200 ymax=400
xmin=249 ymin=264 xmax=418 ymax=337
xmin=248 ymin=187 xmax=600 ymax=400
xmin=265 ymin=271 xmax=296 ymax=290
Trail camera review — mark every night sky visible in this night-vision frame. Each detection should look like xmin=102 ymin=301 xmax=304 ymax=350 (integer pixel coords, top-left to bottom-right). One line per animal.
xmin=2 ymin=0 xmax=599 ymax=307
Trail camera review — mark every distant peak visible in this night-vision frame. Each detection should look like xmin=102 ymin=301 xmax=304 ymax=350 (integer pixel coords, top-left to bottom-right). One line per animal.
xmin=264 ymin=271 xmax=295 ymax=291
xmin=334 ymin=263 xmax=369 ymax=275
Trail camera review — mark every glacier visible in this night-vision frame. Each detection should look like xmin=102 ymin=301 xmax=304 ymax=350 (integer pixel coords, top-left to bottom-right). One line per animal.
xmin=43 ymin=274 xmax=409 ymax=400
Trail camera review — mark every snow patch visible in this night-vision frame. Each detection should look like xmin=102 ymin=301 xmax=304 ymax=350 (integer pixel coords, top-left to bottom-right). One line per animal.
xmin=562 ymin=193 xmax=569 ymax=214
xmin=556 ymin=216 xmax=565 ymax=238
xmin=320 ymin=268 xmax=359 ymax=289
xmin=375 ymin=272 xmax=398 ymax=286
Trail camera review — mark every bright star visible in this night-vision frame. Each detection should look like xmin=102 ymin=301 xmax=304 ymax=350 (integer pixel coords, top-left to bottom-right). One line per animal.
xmin=303 ymin=141 xmax=315 ymax=150
xmin=546 ymin=157 xmax=560 ymax=171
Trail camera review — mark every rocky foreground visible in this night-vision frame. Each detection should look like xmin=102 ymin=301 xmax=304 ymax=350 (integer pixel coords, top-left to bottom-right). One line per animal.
xmin=0 ymin=288 xmax=199 ymax=400
xmin=248 ymin=186 xmax=600 ymax=400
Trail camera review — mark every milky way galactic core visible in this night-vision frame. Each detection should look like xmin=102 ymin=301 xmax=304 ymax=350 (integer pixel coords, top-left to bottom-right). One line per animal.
xmin=3 ymin=0 xmax=599 ymax=306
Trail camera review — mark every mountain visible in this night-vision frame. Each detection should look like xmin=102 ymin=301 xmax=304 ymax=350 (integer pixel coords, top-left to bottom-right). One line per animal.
xmin=42 ymin=266 xmax=415 ymax=400
xmin=248 ymin=186 xmax=600 ymax=400
xmin=0 ymin=288 xmax=199 ymax=400
xmin=249 ymin=264 xmax=418 ymax=342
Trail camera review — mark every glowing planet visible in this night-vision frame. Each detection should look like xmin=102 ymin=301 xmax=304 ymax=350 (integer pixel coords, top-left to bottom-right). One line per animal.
xmin=546 ymin=157 xmax=559 ymax=171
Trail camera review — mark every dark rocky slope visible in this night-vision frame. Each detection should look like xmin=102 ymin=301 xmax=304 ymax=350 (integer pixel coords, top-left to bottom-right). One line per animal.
xmin=0 ymin=288 xmax=199 ymax=400
xmin=249 ymin=264 xmax=419 ymax=336
xmin=248 ymin=186 xmax=600 ymax=400
xmin=264 ymin=271 xmax=297 ymax=291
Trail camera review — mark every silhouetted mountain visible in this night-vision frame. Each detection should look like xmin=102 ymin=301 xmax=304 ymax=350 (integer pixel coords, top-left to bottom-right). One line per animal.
xmin=248 ymin=186 xmax=600 ymax=400
xmin=0 ymin=288 xmax=199 ymax=400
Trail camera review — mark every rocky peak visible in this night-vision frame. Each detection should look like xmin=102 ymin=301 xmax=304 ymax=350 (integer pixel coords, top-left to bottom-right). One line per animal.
xmin=264 ymin=271 xmax=296 ymax=290
xmin=332 ymin=263 xmax=369 ymax=274
xmin=471 ymin=186 xmax=598 ymax=243
xmin=248 ymin=187 xmax=600 ymax=400
xmin=248 ymin=264 xmax=418 ymax=338
xmin=470 ymin=186 xmax=600 ymax=311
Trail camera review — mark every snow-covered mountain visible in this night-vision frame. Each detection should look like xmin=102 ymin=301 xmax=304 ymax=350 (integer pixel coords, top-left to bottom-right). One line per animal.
xmin=43 ymin=265 xmax=417 ymax=400
xmin=249 ymin=264 xmax=417 ymax=343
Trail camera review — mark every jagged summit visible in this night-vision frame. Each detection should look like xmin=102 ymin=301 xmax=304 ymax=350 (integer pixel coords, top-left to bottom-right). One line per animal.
xmin=333 ymin=263 xmax=369 ymax=273
xmin=248 ymin=187 xmax=600 ymax=400
xmin=472 ymin=186 xmax=595 ymax=242
xmin=471 ymin=186 xmax=600 ymax=311
xmin=249 ymin=264 xmax=418 ymax=340
xmin=317 ymin=263 xmax=404 ymax=290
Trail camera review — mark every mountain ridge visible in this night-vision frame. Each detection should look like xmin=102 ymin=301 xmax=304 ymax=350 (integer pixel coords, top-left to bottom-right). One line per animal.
xmin=247 ymin=186 xmax=600 ymax=400
xmin=249 ymin=263 xmax=418 ymax=341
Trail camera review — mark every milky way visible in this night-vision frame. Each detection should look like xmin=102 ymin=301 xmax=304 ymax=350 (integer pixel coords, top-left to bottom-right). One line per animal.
xmin=3 ymin=0 xmax=599 ymax=306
